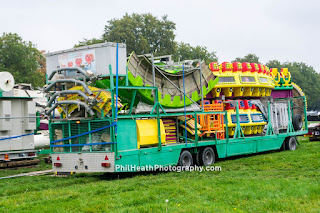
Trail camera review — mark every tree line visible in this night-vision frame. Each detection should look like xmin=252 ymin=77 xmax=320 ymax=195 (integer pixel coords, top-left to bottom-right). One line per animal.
xmin=0 ymin=33 xmax=45 ymax=87
xmin=0 ymin=13 xmax=319 ymax=109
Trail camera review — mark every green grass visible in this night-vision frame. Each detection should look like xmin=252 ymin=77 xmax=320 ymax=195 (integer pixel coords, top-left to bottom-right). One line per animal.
xmin=0 ymin=140 xmax=319 ymax=212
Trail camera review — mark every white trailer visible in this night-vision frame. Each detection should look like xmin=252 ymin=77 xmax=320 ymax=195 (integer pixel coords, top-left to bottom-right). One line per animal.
xmin=0 ymin=72 xmax=40 ymax=168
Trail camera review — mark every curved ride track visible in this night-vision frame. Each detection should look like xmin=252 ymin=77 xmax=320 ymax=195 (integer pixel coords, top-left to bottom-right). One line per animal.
xmin=96 ymin=53 xmax=219 ymax=108
xmin=119 ymin=53 xmax=218 ymax=108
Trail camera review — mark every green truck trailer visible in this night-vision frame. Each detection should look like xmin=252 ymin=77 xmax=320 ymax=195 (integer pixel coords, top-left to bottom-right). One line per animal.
xmin=44 ymin=42 xmax=307 ymax=173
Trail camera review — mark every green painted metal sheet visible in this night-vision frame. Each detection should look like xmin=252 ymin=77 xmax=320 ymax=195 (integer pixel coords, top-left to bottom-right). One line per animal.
xmin=215 ymin=144 xmax=227 ymax=158
xmin=115 ymin=154 xmax=140 ymax=172
xmin=227 ymin=138 xmax=256 ymax=156
xmin=256 ymin=136 xmax=284 ymax=152
xmin=139 ymin=148 xmax=181 ymax=167
xmin=117 ymin=119 xmax=138 ymax=151
xmin=38 ymin=149 xmax=51 ymax=155
xmin=95 ymin=78 xmax=140 ymax=107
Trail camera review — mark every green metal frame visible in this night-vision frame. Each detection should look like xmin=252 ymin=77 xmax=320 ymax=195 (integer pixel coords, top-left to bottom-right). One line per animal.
xmin=266 ymin=102 xmax=275 ymax=136
xmin=233 ymin=101 xmax=245 ymax=139
xmin=286 ymin=100 xmax=295 ymax=133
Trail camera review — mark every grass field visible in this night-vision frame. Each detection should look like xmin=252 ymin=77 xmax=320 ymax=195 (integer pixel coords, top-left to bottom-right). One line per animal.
xmin=0 ymin=138 xmax=319 ymax=212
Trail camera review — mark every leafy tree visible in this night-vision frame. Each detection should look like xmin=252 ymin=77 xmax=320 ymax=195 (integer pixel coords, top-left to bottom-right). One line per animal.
xmin=75 ymin=13 xmax=220 ymax=63
xmin=103 ymin=13 xmax=176 ymax=56
xmin=265 ymin=60 xmax=281 ymax=68
xmin=0 ymin=33 xmax=45 ymax=87
xmin=37 ymin=50 xmax=46 ymax=78
xmin=74 ymin=38 xmax=104 ymax=48
xmin=76 ymin=13 xmax=177 ymax=56
xmin=173 ymin=42 xmax=218 ymax=64
xmin=232 ymin=54 xmax=261 ymax=63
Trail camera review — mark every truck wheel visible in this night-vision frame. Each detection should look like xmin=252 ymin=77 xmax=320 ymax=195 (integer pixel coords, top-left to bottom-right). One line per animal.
xmin=293 ymin=114 xmax=303 ymax=131
xmin=196 ymin=149 xmax=202 ymax=165
xmin=285 ymin=137 xmax=297 ymax=151
xmin=200 ymin=147 xmax=215 ymax=166
xmin=178 ymin=150 xmax=193 ymax=166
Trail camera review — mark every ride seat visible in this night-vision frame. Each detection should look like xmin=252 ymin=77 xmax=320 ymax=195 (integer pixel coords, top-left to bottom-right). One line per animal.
xmin=280 ymin=68 xmax=291 ymax=86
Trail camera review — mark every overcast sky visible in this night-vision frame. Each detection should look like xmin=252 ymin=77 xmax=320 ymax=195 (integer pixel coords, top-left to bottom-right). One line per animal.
xmin=1 ymin=0 xmax=319 ymax=71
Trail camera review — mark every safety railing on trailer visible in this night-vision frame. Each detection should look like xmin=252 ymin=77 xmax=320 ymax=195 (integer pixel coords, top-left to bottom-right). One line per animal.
xmin=198 ymin=101 xmax=225 ymax=139
xmin=50 ymin=119 xmax=116 ymax=153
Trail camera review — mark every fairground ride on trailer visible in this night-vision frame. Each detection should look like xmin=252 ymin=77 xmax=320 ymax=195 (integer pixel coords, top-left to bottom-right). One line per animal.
xmin=43 ymin=42 xmax=308 ymax=173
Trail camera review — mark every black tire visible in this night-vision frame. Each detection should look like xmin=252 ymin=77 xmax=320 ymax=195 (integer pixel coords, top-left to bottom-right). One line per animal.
xmin=293 ymin=114 xmax=303 ymax=131
xmin=285 ymin=137 xmax=297 ymax=151
xmin=196 ymin=149 xmax=202 ymax=165
xmin=200 ymin=147 xmax=216 ymax=166
xmin=178 ymin=150 xmax=193 ymax=166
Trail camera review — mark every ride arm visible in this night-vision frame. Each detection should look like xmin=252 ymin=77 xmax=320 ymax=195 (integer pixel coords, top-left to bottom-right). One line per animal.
xmin=43 ymin=79 xmax=93 ymax=95
xmin=48 ymin=67 xmax=90 ymax=81
xmin=45 ymin=100 xmax=95 ymax=116
xmin=46 ymin=90 xmax=92 ymax=107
